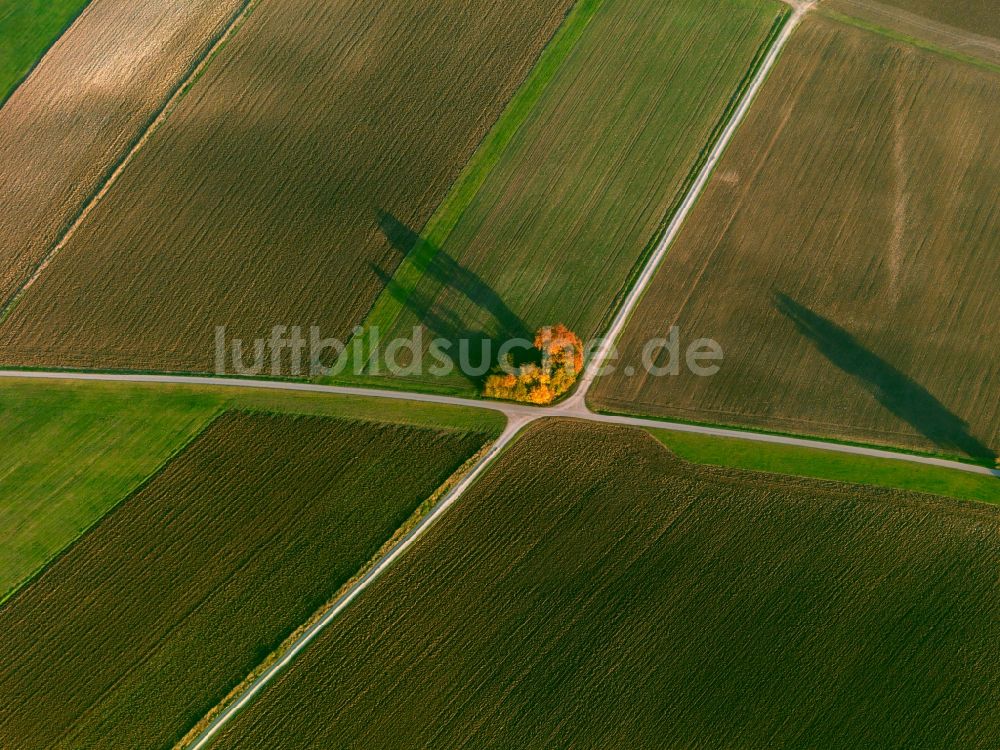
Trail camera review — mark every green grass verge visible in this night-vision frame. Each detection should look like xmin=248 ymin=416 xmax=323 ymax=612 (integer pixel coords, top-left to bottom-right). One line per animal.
xmin=348 ymin=0 xmax=603 ymax=362
xmin=821 ymin=7 xmax=1000 ymax=73
xmin=0 ymin=0 xmax=92 ymax=105
xmin=0 ymin=378 xmax=503 ymax=601
xmin=649 ymin=428 xmax=1000 ymax=504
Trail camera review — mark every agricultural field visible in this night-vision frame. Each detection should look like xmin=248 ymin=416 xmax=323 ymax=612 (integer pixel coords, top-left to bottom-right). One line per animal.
xmin=0 ymin=0 xmax=89 ymax=103
xmin=592 ymin=14 xmax=1000 ymax=462
xmin=0 ymin=381 xmax=216 ymax=601
xmin=824 ymin=0 xmax=1000 ymax=68
xmin=0 ymin=0 xmax=574 ymax=371
xmin=349 ymin=0 xmax=787 ymax=393
xmin=0 ymin=0 xmax=246 ymax=304
xmin=0 ymin=411 xmax=491 ymax=750
xmin=649 ymin=429 xmax=1000 ymax=505
xmin=209 ymin=419 xmax=1000 ymax=748
xmin=831 ymin=0 xmax=1000 ymax=42
xmin=0 ymin=377 xmax=503 ymax=603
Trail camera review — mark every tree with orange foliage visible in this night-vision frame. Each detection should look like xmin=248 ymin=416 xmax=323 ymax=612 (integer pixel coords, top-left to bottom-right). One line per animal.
xmin=483 ymin=324 xmax=583 ymax=405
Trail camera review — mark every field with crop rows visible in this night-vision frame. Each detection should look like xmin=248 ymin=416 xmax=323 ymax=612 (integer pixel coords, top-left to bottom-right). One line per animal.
xmin=593 ymin=15 xmax=1000 ymax=462
xmin=824 ymin=0 xmax=1000 ymax=68
xmin=0 ymin=0 xmax=573 ymax=371
xmin=0 ymin=381 xmax=218 ymax=601
xmin=209 ymin=419 xmax=1000 ymax=748
xmin=853 ymin=0 xmax=1000 ymax=40
xmin=0 ymin=0 xmax=89 ymax=103
xmin=0 ymin=0 xmax=245 ymax=305
xmin=0 ymin=376 xmax=502 ymax=605
xmin=0 ymin=411 xmax=490 ymax=749
xmin=350 ymin=0 xmax=786 ymax=393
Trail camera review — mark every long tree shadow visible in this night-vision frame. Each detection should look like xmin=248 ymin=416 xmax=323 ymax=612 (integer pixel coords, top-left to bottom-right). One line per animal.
xmin=773 ymin=292 xmax=995 ymax=462
xmin=369 ymin=264 xmax=498 ymax=386
xmin=376 ymin=210 xmax=530 ymax=341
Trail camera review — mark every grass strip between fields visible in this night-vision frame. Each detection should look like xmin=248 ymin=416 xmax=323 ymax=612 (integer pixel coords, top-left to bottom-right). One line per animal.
xmin=820 ymin=7 xmax=1000 ymax=73
xmin=0 ymin=378 xmax=504 ymax=605
xmin=649 ymin=429 xmax=1000 ymax=505
xmin=350 ymin=0 xmax=602 ymax=360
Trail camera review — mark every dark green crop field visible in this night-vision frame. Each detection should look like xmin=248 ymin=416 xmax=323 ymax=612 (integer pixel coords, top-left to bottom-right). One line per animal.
xmin=212 ymin=419 xmax=1000 ymax=749
xmin=0 ymin=412 xmax=489 ymax=750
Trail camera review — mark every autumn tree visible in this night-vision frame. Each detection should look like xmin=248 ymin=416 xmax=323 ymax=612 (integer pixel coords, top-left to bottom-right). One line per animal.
xmin=483 ymin=324 xmax=583 ymax=405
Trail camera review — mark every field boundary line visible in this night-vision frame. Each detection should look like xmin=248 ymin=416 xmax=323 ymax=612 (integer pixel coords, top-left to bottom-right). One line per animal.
xmin=0 ymin=0 xmax=93 ymax=111
xmin=183 ymin=414 xmax=534 ymax=749
xmin=0 ymin=0 xmax=257 ymax=322
xmin=173 ymin=436 xmax=496 ymax=747
xmin=822 ymin=0 xmax=1000 ymax=69
xmin=596 ymin=4 xmax=792 ymax=340
xmin=572 ymin=2 xmax=808 ymax=403
xmin=0 ymin=407 xmax=225 ymax=606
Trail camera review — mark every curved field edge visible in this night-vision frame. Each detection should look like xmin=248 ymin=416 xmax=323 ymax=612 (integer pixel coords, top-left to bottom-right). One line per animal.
xmin=206 ymin=418 xmax=1000 ymax=749
xmin=0 ymin=412 xmax=494 ymax=750
xmin=0 ymin=0 xmax=91 ymax=106
xmin=0 ymin=378 xmax=503 ymax=604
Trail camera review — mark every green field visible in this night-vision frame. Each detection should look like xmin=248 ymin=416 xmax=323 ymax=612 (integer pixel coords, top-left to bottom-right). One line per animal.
xmin=341 ymin=0 xmax=786 ymax=392
xmin=0 ymin=0 xmax=90 ymax=103
xmin=649 ymin=429 xmax=1000 ymax=505
xmin=0 ymin=411 xmax=490 ymax=750
xmin=592 ymin=14 xmax=1000 ymax=462
xmin=0 ymin=0 xmax=573 ymax=372
xmin=209 ymin=419 xmax=1000 ymax=748
xmin=0 ymin=378 xmax=503 ymax=601
xmin=0 ymin=381 xmax=217 ymax=600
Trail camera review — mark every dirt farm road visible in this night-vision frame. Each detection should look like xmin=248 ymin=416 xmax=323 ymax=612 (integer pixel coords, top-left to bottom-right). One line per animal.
xmin=1 ymin=1 xmax=995 ymax=747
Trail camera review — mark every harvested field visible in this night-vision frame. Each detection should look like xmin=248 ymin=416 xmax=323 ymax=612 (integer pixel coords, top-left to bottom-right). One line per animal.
xmin=592 ymin=15 xmax=1000 ymax=461
xmin=210 ymin=419 xmax=1000 ymax=748
xmin=351 ymin=0 xmax=786 ymax=393
xmin=0 ymin=0 xmax=246 ymax=304
xmin=0 ymin=0 xmax=90 ymax=103
xmin=0 ymin=411 xmax=490 ymax=750
xmin=0 ymin=0 xmax=573 ymax=371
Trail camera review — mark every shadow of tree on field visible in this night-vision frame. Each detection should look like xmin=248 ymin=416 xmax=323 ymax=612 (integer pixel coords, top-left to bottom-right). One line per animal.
xmin=773 ymin=292 xmax=995 ymax=462
xmin=376 ymin=210 xmax=530 ymax=341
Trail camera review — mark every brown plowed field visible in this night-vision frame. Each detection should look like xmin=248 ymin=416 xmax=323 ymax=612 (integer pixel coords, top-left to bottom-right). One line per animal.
xmin=593 ymin=15 xmax=1000 ymax=462
xmin=0 ymin=0 xmax=572 ymax=371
